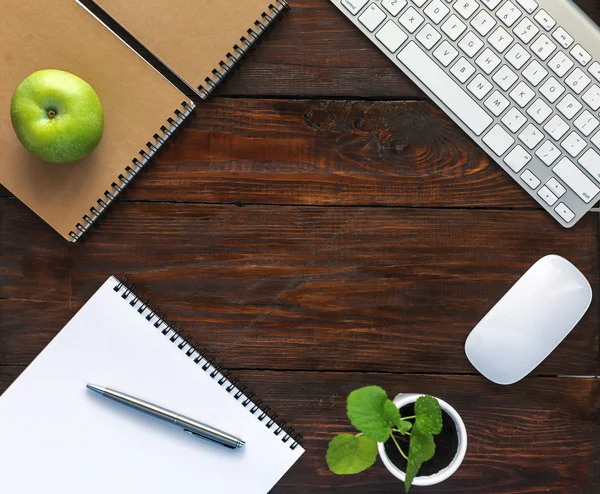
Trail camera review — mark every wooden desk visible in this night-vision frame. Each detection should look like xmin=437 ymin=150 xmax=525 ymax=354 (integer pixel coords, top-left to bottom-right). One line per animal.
xmin=1 ymin=0 xmax=599 ymax=491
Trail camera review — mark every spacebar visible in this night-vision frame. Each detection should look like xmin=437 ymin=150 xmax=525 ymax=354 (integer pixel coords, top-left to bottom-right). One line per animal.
xmin=397 ymin=42 xmax=493 ymax=136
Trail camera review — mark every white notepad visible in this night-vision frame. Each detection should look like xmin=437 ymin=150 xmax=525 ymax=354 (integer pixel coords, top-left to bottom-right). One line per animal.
xmin=0 ymin=277 xmax=304 ymax=493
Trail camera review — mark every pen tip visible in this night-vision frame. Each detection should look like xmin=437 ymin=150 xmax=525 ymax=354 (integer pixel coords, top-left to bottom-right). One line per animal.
xmin=86 ymin=384 xmax=105 ymax=395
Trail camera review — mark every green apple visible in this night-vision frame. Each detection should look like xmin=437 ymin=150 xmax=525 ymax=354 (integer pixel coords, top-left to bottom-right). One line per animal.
xmin=10 ymin=69 xmax=104 ymax=163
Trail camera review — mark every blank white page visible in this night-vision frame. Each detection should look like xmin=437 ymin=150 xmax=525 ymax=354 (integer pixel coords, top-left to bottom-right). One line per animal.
xmin=0 ymin=277 xmax=303 ymax=493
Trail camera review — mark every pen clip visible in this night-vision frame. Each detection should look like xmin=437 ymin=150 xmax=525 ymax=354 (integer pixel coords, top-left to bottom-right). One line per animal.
xmin=183 ymin=429 xmax=238 ymax=449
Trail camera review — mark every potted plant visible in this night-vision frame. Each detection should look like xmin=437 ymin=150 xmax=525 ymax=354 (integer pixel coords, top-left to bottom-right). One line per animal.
xmin=326 ymin=386 xmax=467 ymax=491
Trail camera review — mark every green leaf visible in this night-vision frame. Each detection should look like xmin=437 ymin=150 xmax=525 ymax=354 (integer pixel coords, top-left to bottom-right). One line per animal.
xmin=347 ymin=386 xmax=399 ymax=442
xmin=396 ymin=419 xmax=412 ymax=434
xmin=404 ymin=428 xmax=436 ymax=492
xmin=326 ymin=434 xmax=379 ymax=475
xmin=414 ymin=395 xmax=442 ymax=436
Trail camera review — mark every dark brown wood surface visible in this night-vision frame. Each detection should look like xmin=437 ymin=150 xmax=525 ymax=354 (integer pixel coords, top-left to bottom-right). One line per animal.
xmin=1 ymin=0 xmax=599 ymax=493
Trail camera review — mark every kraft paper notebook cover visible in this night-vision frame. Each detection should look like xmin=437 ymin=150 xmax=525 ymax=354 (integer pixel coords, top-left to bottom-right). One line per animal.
xmin=0 ymin=277 xmax=304 ymax=493
xmin=92 ymin=0 xmax=289 ymax=98
xmin=0 ymin=0 xmax=194 ymax=242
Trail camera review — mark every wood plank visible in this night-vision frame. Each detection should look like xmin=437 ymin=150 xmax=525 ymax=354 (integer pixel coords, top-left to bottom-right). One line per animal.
xmin=1 ymin=99 xmax=535 ymax=207
xmin=2 ymin=199 xmax=598 ymax=375
xmin=212 ymin=0 xmax=600 ymax=98
xmin=0 ymin=367 xmax=598 ymax=493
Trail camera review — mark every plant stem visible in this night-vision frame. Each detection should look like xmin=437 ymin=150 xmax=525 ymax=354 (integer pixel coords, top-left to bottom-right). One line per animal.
xmin=390 ymin=431 xmax=408 ymax=461
xmin=356 ymin=433 xmax=363 ymax=437
xmin=402 ymin=415 xmax=416 ymax=420
xmin=391 ymin=428 xmax=411 ymax=436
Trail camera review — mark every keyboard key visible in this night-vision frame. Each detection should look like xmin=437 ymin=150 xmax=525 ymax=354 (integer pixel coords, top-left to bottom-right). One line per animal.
xmin=359 ymin=3 xmax=386 ymax=31
xmin=570 ymin=44 xmax=591 ymax=66
xmin=565 ymin=68 xmax=591 ymax=94
xmin=555 ymin=203 xmax=575 ymax=223
xmin=519 ymin=124 xmax=544 ymax=149
xmin=561 ymin=131 xmax=586 ymax=157
xmin=398 ymin=42 xmax=493 ymax=135
xmin=527 ymin=98 xmax=552 ymax=124
xmin=454 ymin=0 xmax=479 ymax=20
xmin=547 ymin=52 xmax=574 ymax=78
xmin=458 ymin=31 xmax=484 ymax=57
xmin=521 ymin=169 xmax=541 ymax=189
xmin=579 ymin=149 xmax=600 ymax=183
xmin=547 ymin=177 xmax=566 ymax=197
xmin=557 ymin=94 xmax=582 ymax=120
xmin=497 ymin=1 xmax=521 ymax=27
xmin=552 ymin=27 xmax=574 ymax=49
xmin=493 ymin=64 xmax=519 ymax=90
xmin=582 ymin=84 xmax=600 ymax=110
xmin=424 ymin=0 xmax=449 ymax=24
xmin=534 ymin=9 xmax=555 ymax=31
xmin=510 ymin=81 xmax=535 ymax=107
xmin=588 ymin=61 xmax=600 ymax=82
xmin=471 ymin=10 xmax=496 ymax=36
xmin=341 ymin=0 xmax=369 ymax=15
xmin=554 ymin=156 xmax=600 ymax=203
xmin=441 ymin=14 xmax=467 ymax=40
xmin=376 ymin=21 xmax=409 ymax=52
xmin=483 ymin=124 xmax=515 ymax=155
xmin=484 ymin=91 xmax=510 ymax=116
xmin=504 ymin=145 xmax=531 ymax=172
xmin=592 ymin=130 xmax=600 ymax=150
xmin=544 ymin=115 xmax=569 ymax=140
xmin=433 ymin=40 xmax=459 ymax=66
xmin=382 ymin=0 xmax=407 ymax=16
xmin=451 ymin=56 xmax=476 ymax=82
xmin=531 ymin=34 xmax=556 ymax=61
xmin=505 ymin=44 xmax=530 ymax=70
xmin=467 ymin=74 xmax=493 ymax=99
xmin=488 ymin=26 xmax=513 ymax=53
xmin=574 ymin=110 xmax=600 ymax=136
xmin=522 ymin=60 xmax=547 ymax=86
xmin=416 ymin=23 xmax=442 ymax=49
xmin=476 ymin=48 xmax=501 ymax=74
xmin=502 ymin=107 xmax=527 ymax=132
xmin=481 ymin=0 xmax=502 ymax=8
xmin=513 ymin=18 xmax=538 ymax=44
xmin=536 ymin=140 xmax=561 ymax=166
xmin=538 ymin=185 xmax=558 ymax=206
xmin=412 ymin=0 xmax=427 ymax=6
xmin=539 ymin=77 xmax=565 ymax=103
xmin=515 ymin=0 xmax=538 ymax=15
xmin=400 ymin=7 xmax=425 ymax=32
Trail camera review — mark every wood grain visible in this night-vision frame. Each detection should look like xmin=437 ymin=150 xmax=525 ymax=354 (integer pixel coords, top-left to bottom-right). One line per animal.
xmin=2 ymin=199 xmax=597 ymax=375
xmin=123 ymin=98 xmax=540 ymax=207
xmin=0 ymin=368 xmax=597 ymax=493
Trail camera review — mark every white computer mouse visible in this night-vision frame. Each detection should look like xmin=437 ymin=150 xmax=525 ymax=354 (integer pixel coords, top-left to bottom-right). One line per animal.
xmin=465 ymin=255 xmax=592 ymax=385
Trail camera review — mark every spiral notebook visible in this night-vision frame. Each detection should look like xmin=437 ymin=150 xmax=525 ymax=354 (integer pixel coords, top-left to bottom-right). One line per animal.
xmin=0 ymin=0 xmax=194 ymax=242
xmin=90 ymin=0 xmax=289 ymax=98
xmin=0 ymin=277 xmax=304 ymax=493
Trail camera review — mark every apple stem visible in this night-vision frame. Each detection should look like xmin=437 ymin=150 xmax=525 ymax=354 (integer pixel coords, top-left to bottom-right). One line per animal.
xmin=48 ymin=110 xmax=56 ymax=119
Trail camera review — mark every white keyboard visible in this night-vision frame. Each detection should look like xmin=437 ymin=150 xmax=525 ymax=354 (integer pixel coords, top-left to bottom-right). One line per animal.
xmin=331 ymin=0 xmax=600 ymax=227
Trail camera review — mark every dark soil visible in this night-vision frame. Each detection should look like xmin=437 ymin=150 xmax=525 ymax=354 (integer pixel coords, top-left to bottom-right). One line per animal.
xmin=383 ymin=403 xmax=458 ymax=477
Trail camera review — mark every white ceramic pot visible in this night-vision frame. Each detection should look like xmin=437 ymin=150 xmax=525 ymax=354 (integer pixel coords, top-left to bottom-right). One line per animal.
xmin=377 ymin=393 xmax=467 ymax=487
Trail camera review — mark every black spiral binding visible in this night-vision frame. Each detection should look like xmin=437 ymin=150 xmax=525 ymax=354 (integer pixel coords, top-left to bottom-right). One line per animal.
xmin=68 ymin=101 xmax=195 ymax=242
xmin=197 ymin=0 xmax=290 ymax=99
xmin=112 ymin=277 xmax=303 ymax=451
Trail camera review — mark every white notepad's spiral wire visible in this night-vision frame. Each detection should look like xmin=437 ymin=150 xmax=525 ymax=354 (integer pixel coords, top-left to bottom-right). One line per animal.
xmin=112 ymin=277 xmax=303 ymax=450
xmin=68 ymin=100 xmax=195 ymax=242
xmin=197 ymin=0 xmax=290 ymax=99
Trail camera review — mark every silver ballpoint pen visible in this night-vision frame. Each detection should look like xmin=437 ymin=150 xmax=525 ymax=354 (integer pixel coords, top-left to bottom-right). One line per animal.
xmin=86 ymin=384 xmax=245 ymax=449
